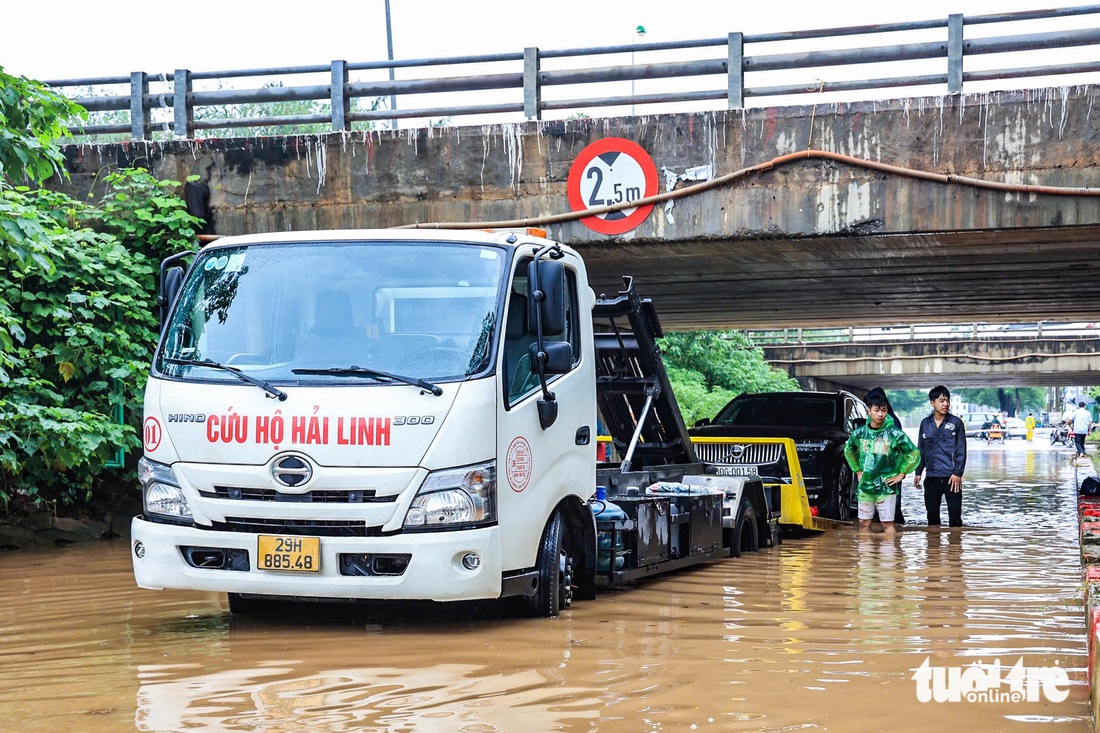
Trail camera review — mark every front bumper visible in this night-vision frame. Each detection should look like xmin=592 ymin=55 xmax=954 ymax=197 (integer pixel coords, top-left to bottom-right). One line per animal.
xmin=130 ymin=517 xmax=502 ymax=602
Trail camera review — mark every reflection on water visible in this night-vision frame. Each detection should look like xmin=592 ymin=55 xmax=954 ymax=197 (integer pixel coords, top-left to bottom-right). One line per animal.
xmin=0 ymin=445 xmax=1091 ymax=732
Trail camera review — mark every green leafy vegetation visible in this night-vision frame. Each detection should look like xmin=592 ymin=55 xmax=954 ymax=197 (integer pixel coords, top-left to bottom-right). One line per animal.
xmin=659 ymin=331 xmax=799 ymax=426
xmin=0 ymin=175 xmax=200 ymax=512
xmin=956 ymin=387 xmax=1046 ymax=417
xmin=1 ymin=67 xmax=200 ymax=513
xmin=0 ymin=69 xmax=85 ymax=184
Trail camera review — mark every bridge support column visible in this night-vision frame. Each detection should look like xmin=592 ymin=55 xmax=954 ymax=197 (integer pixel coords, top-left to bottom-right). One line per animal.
xmin=728 ymin=33 xmax=744 ymax=109
xmin=173 ymin=69 xmax=192 ymax=140
xmin=331 ymin=60 xmax=350 ymax=132
xmin=130 ymin=72 xmax=149 ymax=140
xmin=524 ymin=47 xmax=541 ymax=120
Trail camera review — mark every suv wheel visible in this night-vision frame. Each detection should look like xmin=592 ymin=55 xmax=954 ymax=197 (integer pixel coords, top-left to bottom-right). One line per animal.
xmin=821 ymin=462 xmax=854 ymax=521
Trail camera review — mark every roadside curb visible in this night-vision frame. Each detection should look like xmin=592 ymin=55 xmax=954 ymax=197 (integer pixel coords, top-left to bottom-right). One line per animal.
xmin=1078 ymin=492 xmax=1100 ymax=729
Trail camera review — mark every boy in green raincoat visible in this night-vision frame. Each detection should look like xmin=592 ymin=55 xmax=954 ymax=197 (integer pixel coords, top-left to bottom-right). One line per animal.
xmin=844 ymin=392 xmax=920 ymax=536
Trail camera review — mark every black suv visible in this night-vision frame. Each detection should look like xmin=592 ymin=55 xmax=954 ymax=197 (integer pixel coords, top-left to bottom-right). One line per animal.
xmin=689 ymin=391 xmax=867 ymax=521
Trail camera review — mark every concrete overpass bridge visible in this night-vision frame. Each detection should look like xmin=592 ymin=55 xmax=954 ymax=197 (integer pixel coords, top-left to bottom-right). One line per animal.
xmin=49 ymin=7 xmax=1100 ymax=357
xmin=754 ymin=326 xmax=1100 ymax=391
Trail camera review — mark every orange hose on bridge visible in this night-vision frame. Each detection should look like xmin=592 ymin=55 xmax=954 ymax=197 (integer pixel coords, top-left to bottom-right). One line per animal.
xmin=394 ymin=149 xmax=1100 ymax=231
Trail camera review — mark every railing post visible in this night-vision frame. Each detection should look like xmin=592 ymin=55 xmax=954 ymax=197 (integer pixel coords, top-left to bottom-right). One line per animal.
xmin=130 ymin=71 xmax=150 ymax=140
xmin=727 ymin=32 xmax=744 ymax=109
xmin=1038 ymin=321 xmax=1044 ymax=338
xmin=173 ymin=69 xmax=192 ymax=140
xmin=331 ymin=60 xmax=350 ymax=131
xmin=524 ymin=47 xmax=541 ymax=120
xmin=947 ymin=13 xmax=964 ymax=94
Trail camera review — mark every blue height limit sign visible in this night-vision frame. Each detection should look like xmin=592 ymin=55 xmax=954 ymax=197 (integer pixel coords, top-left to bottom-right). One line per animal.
xmin=567 ymin=137 xmax=658 ymax=235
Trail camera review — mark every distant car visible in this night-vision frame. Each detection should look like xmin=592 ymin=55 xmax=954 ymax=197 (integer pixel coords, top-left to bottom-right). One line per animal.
xmin=689 ymin=391 xmax=868 ymax=521
xmin=960 ymin=412 xmax=1025 ymax=439
xmin=961 ymin=412 xmax=1001 ymax=439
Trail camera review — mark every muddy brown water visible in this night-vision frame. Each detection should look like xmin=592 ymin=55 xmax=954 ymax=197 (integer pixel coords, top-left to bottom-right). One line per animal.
xmin=0 ymin=438 xmax=1091 ymax=732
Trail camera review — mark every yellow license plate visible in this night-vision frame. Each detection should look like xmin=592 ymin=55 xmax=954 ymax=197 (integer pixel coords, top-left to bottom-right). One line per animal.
xmin=257 ymin=535 xmax=320 ymax=572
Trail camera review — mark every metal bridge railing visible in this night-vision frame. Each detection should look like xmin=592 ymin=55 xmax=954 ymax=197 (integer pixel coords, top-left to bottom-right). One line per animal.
xmin=747 ymin=322 xmax=1100 ymax=345
xmin=47 ymin=5 xmax=1100 ymax=141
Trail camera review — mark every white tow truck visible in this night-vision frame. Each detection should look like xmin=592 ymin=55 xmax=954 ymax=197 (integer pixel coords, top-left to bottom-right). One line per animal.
xmin=131 ymin=228 xmax=781 ymax=617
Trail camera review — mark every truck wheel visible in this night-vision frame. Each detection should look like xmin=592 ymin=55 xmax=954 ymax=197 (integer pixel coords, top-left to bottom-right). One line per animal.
xmin=521 ymin=511 xmax=573 ymax=618
xmin=730 ymin=502 xmax=759 ymax=558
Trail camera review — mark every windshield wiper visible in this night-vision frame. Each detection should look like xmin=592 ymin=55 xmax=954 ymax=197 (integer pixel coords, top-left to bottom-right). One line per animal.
xmin=292 ymin=365 xmax=443 ymax=396
xmin=166 ymin=357 xmax=288 ymax=401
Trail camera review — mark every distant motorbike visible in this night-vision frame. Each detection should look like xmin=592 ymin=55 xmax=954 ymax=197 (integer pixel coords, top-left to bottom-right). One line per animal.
xmin=977 ymin=419 xmax=1002 ymax=442
xmin=1051 ymin=425 xmax=1072 ymax=447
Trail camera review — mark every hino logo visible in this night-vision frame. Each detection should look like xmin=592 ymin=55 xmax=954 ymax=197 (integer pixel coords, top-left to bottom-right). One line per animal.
xmin=167 ymin=413 xmax=207 ymax=423
xmin=271 ymin=453 xmax=313 ymax=488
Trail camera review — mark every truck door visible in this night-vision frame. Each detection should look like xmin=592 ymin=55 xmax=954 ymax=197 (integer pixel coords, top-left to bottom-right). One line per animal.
xmin=495 ymin=256 xmax=595 ymax=570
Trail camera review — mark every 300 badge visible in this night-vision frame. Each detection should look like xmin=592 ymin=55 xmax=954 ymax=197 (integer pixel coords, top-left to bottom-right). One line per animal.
xmin=393 ymin=415 xmax=435 ymax=425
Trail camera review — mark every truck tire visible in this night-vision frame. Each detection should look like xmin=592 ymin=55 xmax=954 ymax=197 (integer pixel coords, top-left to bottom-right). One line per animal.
xmin=520 ymin=511 xmax=573 ymax=618
xmin=730 ymin=502 xmax=759 ymax=558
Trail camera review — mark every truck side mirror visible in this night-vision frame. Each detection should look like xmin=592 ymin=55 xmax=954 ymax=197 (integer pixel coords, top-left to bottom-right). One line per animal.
xmin=160 ymin=266 xmax=184 ymax=331
xmin=694 ymin=417 xmax=711 ymax=427
xmin=527 ymin=258 xmax=565 ymax=336
xmin=529 ymin=341 xmax=573 ymax=375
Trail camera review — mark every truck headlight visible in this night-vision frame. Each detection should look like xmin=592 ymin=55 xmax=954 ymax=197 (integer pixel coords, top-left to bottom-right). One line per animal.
xmin=139 ymin=457 xmax=193 ymax=523
xmin=404 ymin=461 xmax=496 ymax=530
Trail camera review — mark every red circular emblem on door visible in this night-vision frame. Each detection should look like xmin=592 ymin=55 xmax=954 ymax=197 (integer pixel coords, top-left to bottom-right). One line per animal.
xmin=506 ymin=437 xmax=533 ymax=492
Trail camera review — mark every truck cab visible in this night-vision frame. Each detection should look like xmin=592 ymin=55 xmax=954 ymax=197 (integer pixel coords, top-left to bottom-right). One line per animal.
xmin=132 ymin=229 xmax=597 ymax=616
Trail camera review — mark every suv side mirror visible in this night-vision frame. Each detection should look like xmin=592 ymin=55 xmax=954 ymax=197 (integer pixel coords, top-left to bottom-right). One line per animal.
xmin=694 ymin=417 xmax=711 ymax=427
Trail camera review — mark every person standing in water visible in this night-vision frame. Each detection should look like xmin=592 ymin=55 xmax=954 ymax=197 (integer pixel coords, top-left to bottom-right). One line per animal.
xmin=844 ymin=392 xmax=920 ymax=537
xmin=914 ymin=385 xmax=967 ymax=527
xmin=864 ymin=387 xmax=906 ymax=525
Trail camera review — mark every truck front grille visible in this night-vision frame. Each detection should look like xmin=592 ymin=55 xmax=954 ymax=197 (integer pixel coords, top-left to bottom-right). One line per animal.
xmin=213 ymin=518 xmax=379 ymax=537
xmin=692 ymin=441 xmax=784 ymax=465
xmin=200 ymin=487 xmax=393 ymax=503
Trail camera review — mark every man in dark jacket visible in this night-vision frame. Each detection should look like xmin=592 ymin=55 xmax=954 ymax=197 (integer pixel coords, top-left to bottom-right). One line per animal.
xmin=913 ymin=385 xmax=968 ymax=527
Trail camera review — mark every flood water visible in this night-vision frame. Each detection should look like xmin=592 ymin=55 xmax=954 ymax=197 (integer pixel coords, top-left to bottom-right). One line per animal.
xmin=0 ymin=434 xmax=1092 ymax=732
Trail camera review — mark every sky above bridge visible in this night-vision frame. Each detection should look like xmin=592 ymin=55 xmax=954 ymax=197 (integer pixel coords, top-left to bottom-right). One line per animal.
xmin=4 ymin=0 xmax=1090 ymax=81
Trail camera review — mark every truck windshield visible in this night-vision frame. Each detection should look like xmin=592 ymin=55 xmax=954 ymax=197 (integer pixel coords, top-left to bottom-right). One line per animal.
xmin=156 ymin=240 xmax=506 ymax=385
